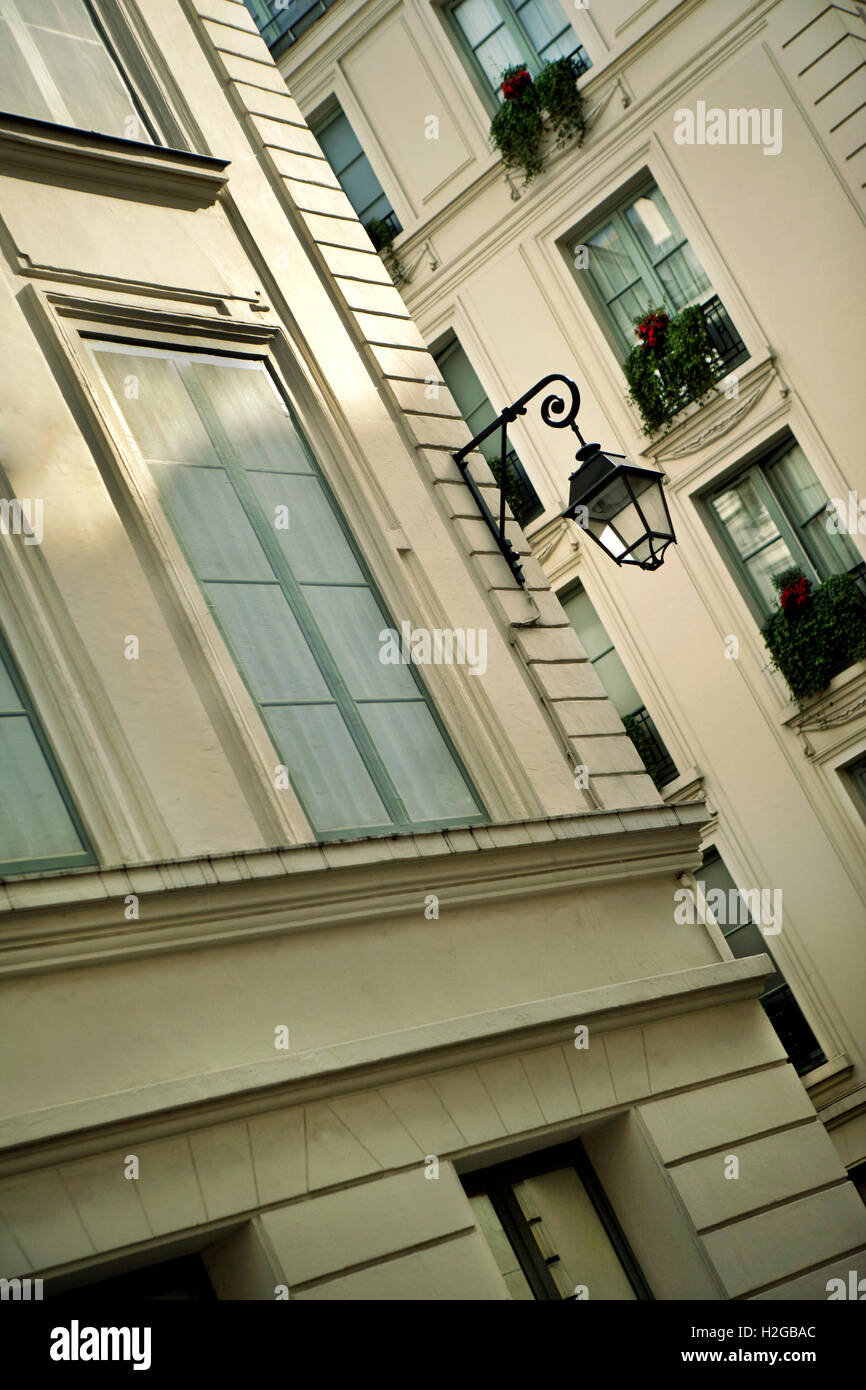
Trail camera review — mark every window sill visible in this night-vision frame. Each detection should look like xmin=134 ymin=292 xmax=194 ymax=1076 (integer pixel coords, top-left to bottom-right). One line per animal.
xmin=802 ymin=1052 xmax=854 ymax=1100
xmin=642 ymin=352 xmax=785 ymax=465
xmin=0 ymin=113 xmax=229 ymax=210
xmin=779 ymin=656 xmax=866 ymax=728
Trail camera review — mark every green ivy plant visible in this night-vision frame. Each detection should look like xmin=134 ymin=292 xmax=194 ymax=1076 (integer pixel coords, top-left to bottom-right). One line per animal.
xmin=623 ymin=305 xmax=718 ymax=435
xmin=761 ymin=568 xmax=866 ymax=701
xmin=535 ymin=54 xmax=587 ymax=150
xmin=365 ymin=218 xmax=407 ymax=287
xmin=489 ymin=57 xmax=586 ymax=188
xmin=489 ymin=65 xmax=545 ymax=187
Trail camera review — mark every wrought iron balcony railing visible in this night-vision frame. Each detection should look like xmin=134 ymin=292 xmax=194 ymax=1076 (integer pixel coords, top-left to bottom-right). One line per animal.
xmin=491 ymin=447 xmax=544 ymax=530
xmin=700 ymin=294 xmax=748 ymax=377
xmin=622 ymin=706 xmax=678 ymax=789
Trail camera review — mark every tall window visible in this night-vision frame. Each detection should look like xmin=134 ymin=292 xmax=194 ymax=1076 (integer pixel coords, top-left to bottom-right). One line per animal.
xmin=0 ymin=0 xmax=155 ymax=141
xmin=434 ymin=335 xmax=543 ymax=528
xmin=705 ymin=438 xmax=863 ymax=619
xmin=448 ymin=0 xmax=590 ymax=95
xmin=0 ymin=626 xmax=92 ymax=876
xmin=313 ymin=105 xmax=400 ymax=238
xmin=88 ymin=341 xmax=484 ymax=841
xmin=559 ymin=584 xmax=678 ymax=788
xmin=572 ymin=182 xmax=746 ymax=371
xmin=464 ymin=1141 xmax=651 ymax=1300
xmin=700 ymin=850 xmax=825 ymax=1076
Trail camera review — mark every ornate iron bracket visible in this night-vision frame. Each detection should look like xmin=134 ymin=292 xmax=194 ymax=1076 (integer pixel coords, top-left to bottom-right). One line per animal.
xmin=451 ymin=374 xmax=585 ymax=587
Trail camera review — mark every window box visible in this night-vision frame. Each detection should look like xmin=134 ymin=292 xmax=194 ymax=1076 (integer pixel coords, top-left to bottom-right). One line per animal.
xmin=489 ymin=56 xmax=587 ymax=187
xmin=762 ymin=569 xmax=866 ymax=702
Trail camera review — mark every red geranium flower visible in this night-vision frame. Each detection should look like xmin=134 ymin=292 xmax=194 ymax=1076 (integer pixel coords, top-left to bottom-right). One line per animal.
xmin=635 ymin=311 xmax=670 ymax=352
xmin=779 ymin=576 xmax=811 ymax=614
xmin=502 ymin=67 xmax=532 ymax=100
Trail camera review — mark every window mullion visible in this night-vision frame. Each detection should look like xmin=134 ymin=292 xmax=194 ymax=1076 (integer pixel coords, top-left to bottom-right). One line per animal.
xmin=500 ymin=1 xmax=541 ymax=72
xmin=176 ymin=362 xmax=414 ymax=830
xmin=750 ymin=471 xmax=820 ymax=585
xmin=615 ymin=209 xmax=668 ymax=310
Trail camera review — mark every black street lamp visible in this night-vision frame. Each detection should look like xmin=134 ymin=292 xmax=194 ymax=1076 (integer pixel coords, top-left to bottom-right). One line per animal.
xmin=563 ymin=443 xmax=676 ymax=571
xmin=452 ymin=374 xmax=675 ymax=586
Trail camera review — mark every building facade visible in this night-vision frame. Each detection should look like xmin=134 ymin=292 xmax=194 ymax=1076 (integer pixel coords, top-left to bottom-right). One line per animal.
xmin=0 ymin=0 xmax=863 ymax=1302
xmin=268 ymin=0 xmax=866 ymax=1192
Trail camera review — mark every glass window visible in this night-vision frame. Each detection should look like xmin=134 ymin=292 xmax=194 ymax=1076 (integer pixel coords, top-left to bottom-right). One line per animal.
xmin=463 ymin=1141 xmax=650 ymax=1300
xmin=313 ymin=106 xmax=400 ymax=236
xmin=449 ymin=0 xmax=590 ymax=94
xmin=0 ymin=0 xmax=155 ymax=141
xmin=88 ymin=341 xmax=484 ymax=840
xmin=0 ymin=626 xmax=92 ymax=875
xmin=700 ymin=849 xmax=825 ymax=1076
xmin=706 ymin=439 xmax=862 ymax=619
xmin=434 ymin=335 xmax=543 ymax=527
xmin=559 ymin=583 xmax=678 ymax=787
xmin=244 ymin=0 xmax=339 ymax=52
xmin=573 ymin=182 xmax=747 ymax=369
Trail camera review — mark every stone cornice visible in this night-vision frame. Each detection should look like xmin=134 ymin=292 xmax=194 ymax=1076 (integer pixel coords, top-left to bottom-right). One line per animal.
xmin=0 ymin=114 xmax=229 ymax=210
xmin=0 ymin=954 xmax=769 ymax=1167
xmin=0 ymin=806 xmax=708 ymax=977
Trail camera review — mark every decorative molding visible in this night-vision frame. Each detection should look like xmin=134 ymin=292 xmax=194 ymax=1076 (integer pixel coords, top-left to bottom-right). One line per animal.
xmin=43 ymin=290 xmax=278 ymax=338
xmin=0 ymin=806 xmax=708 ymax=977
xmin=0 ymin=955 xmax=770 ymax=1160
xmin=646 ymin=359 xmax=783 ymax=464
xmin=0 ymin=114 xmax=229 ymax=210
xmin=783 ymin=660 xmax=866 ymax=743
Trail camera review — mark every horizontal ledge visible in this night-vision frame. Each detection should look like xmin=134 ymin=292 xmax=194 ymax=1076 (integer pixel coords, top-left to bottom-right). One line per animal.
xmin=0 ymin=808 xmax=710 ymax=975
xmin=0 ymin=115 xmax=229 ymax=210
xmin=0 ymin=956 xmax=771 ymax=1158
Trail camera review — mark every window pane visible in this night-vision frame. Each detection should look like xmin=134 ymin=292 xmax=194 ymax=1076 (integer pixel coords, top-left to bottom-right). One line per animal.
xmin=361 ymin=701 xmax=481 ymax=821
xmin=205 ymin=583 xmax=330 ymax=702
xmin=452 ymin=0 xmax=504 ymax=50
xmin=723 ymin=918 xmax=785 ymax=994
xmin=0 ymin=17 xmax=53 ymax=121
xmin=32 ymin=26 xmax=143 ymax=137
xmin=303 ymin=587 xmax=417 ymax=699
xmin=314 ymin=108 xmax=397 ymax=229
xmin=90 ymin=349 xmax=219 ymax=464
xmin=266 ymin=704 xmax=389 ymax=830
xmin=770 ymin=443 xmax=861 ymax=577
xmin=248 ymin=472 xmax=365 ymax=584
xmin=743 ymin=536 xmax=799 ymax=612
xmin=1 ymin=0 xmax=151 ymax=139
xmin=711 ymin=476 xmax=781 ymax=562
xmin=469 ymin=1194 xmax=534 ymax=1299
xmin=149 ymin=465 xmax=274 ymax=581
xmin=559 ymin=587 xmax=608 ymax=661
xmin=586 ymin=222 xmax=645 ymax=301
xmin=624 ymin=191 xmax=682 ymax=262
xmin=515 ymin=0 xmax=572 ymax=57
xmin=654 ymin=243 xmax=710 ymax=311
xmin=0 ymin=659 xmax=23 ymax=711
xmin=514 ymin=1168 xmax=636 ymax=1300
xmin=452 ymin=0 xmax=523 ymax=87
xmin=592 ymin=649 xmax=643 ymax=718
xmin=0 ymin=714 xmax=84 ymax=863
xmin=190 ymin=362 xmax=313 ymax=474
